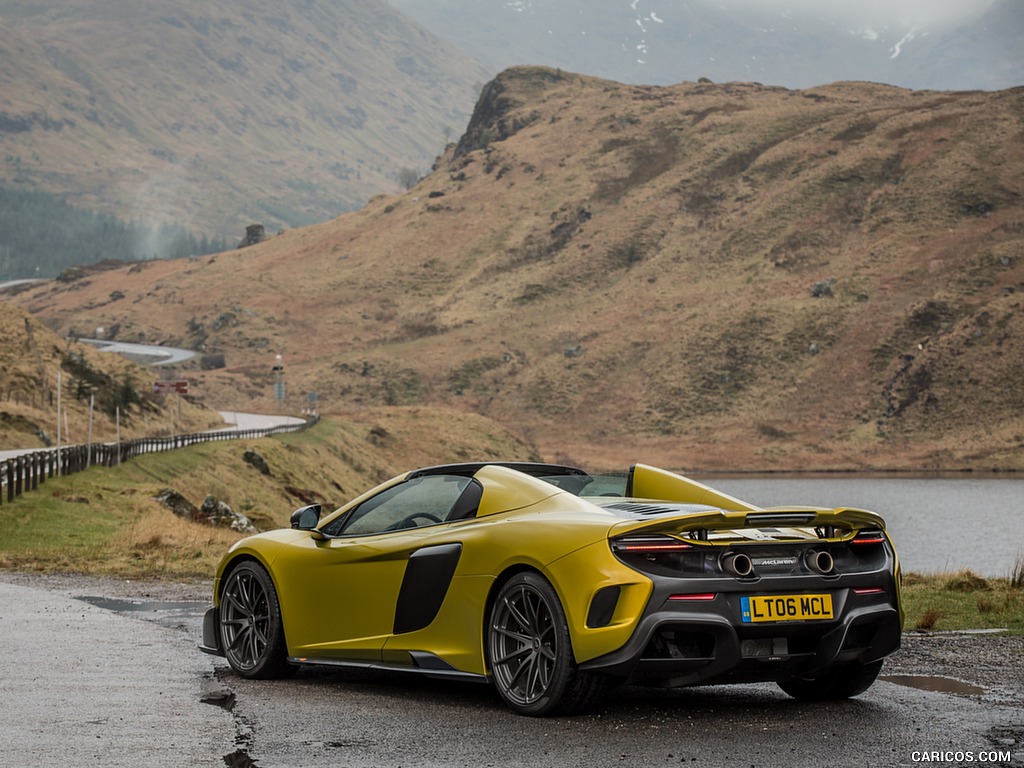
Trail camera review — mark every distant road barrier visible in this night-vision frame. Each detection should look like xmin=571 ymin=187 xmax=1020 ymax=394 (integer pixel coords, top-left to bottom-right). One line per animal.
xmin=0 ymin=415 xmax=319 ymax=507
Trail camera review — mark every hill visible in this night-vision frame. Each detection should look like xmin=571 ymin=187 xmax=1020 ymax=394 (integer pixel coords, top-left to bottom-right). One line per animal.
xmin=0 ymin=0 xmax=488 ymax=238
xmin=0 ymin=302 xmax=223 ymax=448
xmin=8 ymin=67 xmax=1024 ymax=471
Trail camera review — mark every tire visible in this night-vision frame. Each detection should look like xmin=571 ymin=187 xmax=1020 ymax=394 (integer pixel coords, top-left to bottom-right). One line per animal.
xmin=487 ymin=571 xmax=607 ymax=716
xmin=219 ymin=561 xmax=293 ymax=679
xmin=777 ymin=659 xmax=884 ymax=701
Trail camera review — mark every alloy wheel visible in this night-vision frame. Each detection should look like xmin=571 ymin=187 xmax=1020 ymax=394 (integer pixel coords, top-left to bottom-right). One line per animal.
xmin=489 ymin=580 xmax=559 ymax=706
xmin=221 ymin=566 xmax=273 ymax=672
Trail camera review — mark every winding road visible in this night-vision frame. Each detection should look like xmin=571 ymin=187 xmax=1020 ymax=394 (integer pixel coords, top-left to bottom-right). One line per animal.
xmin=77 ymin=338 xmax=197 ymax=367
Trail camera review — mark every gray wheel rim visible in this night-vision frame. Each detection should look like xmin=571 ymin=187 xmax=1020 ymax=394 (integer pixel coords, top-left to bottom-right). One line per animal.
xmin=221 ymin=569 xmax=271 ymax=671
xmin=490 ymin=582 xmax=557 ymax=706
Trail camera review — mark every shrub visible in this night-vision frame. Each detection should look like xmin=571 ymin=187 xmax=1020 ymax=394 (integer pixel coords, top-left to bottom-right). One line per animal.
xmin=942 ymin=570 xmax=991 ymax=592
xmin=1011 ymin=552 xmax=1024 ymax=590
xmin=915 ymin=608 xmax=942 ymax=630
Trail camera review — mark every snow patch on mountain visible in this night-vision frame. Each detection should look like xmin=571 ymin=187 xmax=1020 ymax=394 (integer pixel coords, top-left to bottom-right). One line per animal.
xmin=889 ymin=28 xmax=925 ymax=58
xmin=629 ymin=0 xmax=667 ymax=65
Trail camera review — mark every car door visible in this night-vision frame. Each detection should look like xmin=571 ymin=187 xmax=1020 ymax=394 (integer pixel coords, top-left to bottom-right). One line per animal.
xmin=273 ymin=474 xmax=475 ymax=661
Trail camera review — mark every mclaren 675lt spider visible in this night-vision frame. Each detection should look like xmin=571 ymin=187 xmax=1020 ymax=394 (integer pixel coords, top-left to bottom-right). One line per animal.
xmin=200 ymin=462 xmax=903 ymax=716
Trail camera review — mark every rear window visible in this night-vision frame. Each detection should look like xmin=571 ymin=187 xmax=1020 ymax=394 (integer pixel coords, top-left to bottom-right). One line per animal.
xmin=537 ymin=473 xmax=629 ymax=498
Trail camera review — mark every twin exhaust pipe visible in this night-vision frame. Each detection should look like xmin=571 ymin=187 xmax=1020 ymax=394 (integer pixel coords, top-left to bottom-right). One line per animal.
xmin=720 ymin=552 xmax=754 ymax=577
xmin=720 ymin=549 xmax=834 ymax=577
xmin=804 ymin=549 xmax=835 ymax=575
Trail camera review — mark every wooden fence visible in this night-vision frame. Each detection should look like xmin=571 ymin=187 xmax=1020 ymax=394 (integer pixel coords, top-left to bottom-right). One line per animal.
xmin=0 ymin=415 xmax=319 ymax=506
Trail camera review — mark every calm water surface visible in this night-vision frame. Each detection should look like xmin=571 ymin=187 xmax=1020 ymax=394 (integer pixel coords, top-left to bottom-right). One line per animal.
xmin=695 ymin=475 xmax=1023 ymax=577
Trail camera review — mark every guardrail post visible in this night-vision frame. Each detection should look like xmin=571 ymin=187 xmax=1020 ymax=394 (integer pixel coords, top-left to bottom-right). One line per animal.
xmin=0 ymin=416 xmax=318 ymax=503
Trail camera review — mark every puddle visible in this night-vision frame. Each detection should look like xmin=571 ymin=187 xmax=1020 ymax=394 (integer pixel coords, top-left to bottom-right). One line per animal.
xmin=881 ymin=674 xmax=985 ymax=695
xmin=76 ymin=596 xmax=205 ymax=614
xmin=201 ymin=680 xmax=236 ymax=711
xmin=223 ymin=748 xmax=258 ymax=767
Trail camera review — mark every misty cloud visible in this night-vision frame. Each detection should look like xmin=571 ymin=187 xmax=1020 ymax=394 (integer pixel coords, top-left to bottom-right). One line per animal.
xmin=706 ymin=0 xmax=1002 ymax=28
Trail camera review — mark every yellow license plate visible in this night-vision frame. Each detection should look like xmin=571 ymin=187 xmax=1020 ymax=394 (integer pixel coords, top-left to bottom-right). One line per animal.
xmin=740 ymin=594 xmax=833 ymax=623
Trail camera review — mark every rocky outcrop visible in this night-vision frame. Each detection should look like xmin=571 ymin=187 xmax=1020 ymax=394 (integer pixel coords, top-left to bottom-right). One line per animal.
xmin=453 ymin=67 xmax=563 ymax=158
xmin=237 ymin=224 xmax=266 ymax=249
xmin=153 ymin=488 xmax=256 ymax=533
xmin=198 ymin=495 xmax=257 ymax=533
xmin=242 ymin=449 xmax=271 ymax=476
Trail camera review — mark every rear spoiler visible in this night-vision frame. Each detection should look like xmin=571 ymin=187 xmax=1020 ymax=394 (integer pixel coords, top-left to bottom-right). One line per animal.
xmin=628 ymin=464 xmax=760 ymax=512
xmin=609 ymin=506 xmax=889 ymax=542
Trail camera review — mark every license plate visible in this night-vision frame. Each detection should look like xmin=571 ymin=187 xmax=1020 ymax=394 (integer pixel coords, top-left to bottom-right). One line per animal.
xmin=740 ymin=594 xmax=833 ymax=623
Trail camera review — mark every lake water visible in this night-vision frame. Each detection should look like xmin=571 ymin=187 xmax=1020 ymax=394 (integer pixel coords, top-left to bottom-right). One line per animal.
xmin=695 ymin=475 xmax=1023 ymax=578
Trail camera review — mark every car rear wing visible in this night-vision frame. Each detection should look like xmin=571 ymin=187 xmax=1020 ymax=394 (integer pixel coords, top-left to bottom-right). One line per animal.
xmin=627 ymin=464 xmax=761 ymax=512
xmin=608 ymin=506 xmax=890 ymax=542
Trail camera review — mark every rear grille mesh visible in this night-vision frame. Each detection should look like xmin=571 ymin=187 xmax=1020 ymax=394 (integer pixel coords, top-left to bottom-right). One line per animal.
xmin=740 ymin=638 xmax=789 ymax=658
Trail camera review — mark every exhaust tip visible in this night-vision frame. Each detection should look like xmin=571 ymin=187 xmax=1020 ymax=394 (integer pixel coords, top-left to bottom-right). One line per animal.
xmin=805 ymin=549 xmax=834 ymax=575
xmin=721 ymin=551 xmax=754 ymax=578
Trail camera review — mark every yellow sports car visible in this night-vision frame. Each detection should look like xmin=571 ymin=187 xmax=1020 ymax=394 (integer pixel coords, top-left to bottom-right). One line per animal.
xmin=200 ymin=462 xmax=903 ymax=716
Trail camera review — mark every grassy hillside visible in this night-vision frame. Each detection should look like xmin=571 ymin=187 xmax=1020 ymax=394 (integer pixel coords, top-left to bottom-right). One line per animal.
xmin=0 ymin=0 xmax=488 ymax=238
xmin=0 ymin=411 xmax=536 ymax=578
xmin=0 ymin=302 xmax=223 ymax=447
xmin=9 ymin=68 xmax=1024 ymax=471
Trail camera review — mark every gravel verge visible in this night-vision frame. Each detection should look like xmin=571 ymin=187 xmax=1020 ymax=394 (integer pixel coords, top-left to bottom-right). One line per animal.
xmin=886 ymin=631 xmax=1024 ymax=706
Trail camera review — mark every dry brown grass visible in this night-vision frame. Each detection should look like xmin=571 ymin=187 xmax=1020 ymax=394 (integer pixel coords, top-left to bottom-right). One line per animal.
xmin=99 ymin=507 xmax=241 ymax=579
xmin=943 ymin=569 xmax=993 ymax=592
xmin=0 ymin=410 xmax=537 ymax=578
xmin=0 ymin=304 xmax=223 ymax=449
xmin=914 ymin=608 xmax=943 ymax=631
xmin=1012 ymin=553 xmax=1024 ymax=590
xmin=8 ymin=68 xmax=1024 ymax=471
xmin=902 ymin=571 xmax=1024 ymax=633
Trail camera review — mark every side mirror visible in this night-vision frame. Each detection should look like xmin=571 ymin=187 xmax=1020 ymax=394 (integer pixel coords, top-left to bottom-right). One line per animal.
xmin=290 ymin=504 xmax=322 ymax=530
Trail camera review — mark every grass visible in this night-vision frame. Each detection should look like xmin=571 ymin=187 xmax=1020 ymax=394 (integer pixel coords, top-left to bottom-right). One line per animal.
xmin=0 ymin=408 xmax=535 ymax=580
xmin=1012 ymin=552 xmax=1024 ymax=589
xmin=0 ymin=445 xmax=264 ymax=579
xmin=901 ymin=567 xmax=1024 ymax=634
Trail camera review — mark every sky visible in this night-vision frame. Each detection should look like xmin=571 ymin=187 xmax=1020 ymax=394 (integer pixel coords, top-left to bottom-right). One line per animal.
xmin=707 ymin=0 xmax=1004 ymax=28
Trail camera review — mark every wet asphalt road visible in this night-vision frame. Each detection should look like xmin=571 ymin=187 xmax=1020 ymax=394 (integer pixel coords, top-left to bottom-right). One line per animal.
xmin=1 ymin=577 xmax=1022 ymax=768
xmin=0 ymin=580 xmax=234 ymax=766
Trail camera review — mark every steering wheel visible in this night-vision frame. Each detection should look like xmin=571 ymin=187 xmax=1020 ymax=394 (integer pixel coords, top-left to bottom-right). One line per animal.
xmin=387 ymin=512 xmax=443 ymax=531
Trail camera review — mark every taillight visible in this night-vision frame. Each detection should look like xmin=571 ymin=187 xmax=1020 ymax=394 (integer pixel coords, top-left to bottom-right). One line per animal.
xmin=611 ymin=535 xmax=693 ymax=553
xmin=851 ymin=530 xmax=886 ymax=546
xmin=668 ymin=593 xmax=717 ymax=602
xmin=611 ymin=535 xmax=706 ymax=576
xmin=853 ymin=587 xmax=885 ymax=595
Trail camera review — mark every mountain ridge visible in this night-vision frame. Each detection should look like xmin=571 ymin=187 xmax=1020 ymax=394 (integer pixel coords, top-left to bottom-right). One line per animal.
xmin=8 ymin=67 xmax=1024 ymax=470
xmin=0 ymin=0 xmax=488 ymax=238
